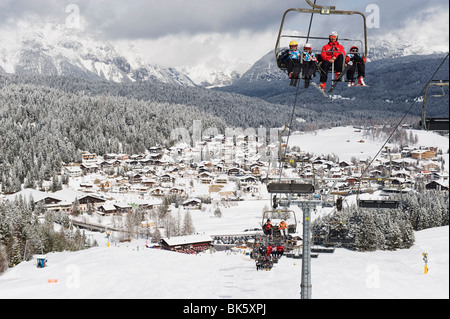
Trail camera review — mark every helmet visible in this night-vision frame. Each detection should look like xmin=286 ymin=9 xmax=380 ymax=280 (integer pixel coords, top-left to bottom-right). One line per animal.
xmin=329 ymin=31 xmax=338 ymax=40
xmin=350 ymin=46 xmax=359 ymax=53
xmin=304 ymin=43 xmax=312 ymax=50
xmin=289 ymin=41 xmax=298 ymax=48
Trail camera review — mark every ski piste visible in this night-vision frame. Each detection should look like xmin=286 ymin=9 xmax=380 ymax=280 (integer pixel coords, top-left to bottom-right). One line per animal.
xmin=327 ymin=61 xmax=353 ymax=93
xmin=311 ymin=82 xmax=329 ymax=97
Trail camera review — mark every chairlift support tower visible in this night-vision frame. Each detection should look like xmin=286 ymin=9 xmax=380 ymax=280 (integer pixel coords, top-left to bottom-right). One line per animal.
xmin=267 ymin=181 xmax=317 ymax=299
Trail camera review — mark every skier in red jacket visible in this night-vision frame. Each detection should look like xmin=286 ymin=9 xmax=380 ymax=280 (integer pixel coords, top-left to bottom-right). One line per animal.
xmin=319 ymin=31 xmax=346 ymax=90
xmin=266 ymin=244 xmax=272 ymax=257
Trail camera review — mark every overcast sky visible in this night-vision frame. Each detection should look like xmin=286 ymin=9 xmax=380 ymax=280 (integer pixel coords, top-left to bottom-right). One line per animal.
xmin=1 ymin=0 xmax=448 ymax=69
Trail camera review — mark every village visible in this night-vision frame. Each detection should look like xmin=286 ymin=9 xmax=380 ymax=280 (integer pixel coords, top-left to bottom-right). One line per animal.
xmin=2 ymin=127 xmax=449 ymax=252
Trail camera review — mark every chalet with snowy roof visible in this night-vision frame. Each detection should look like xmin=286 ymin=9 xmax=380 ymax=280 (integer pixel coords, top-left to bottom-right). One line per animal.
xmin=98 ymin=203 xmax=134 ymax=215
xmin=64 ymin=166 xmax=82 ymax=177
xmin=227 ymin=167 xmax=243 ymax=176
xmin=150 ymin=187 xmax=166 ymax=197
xmin=238 ymin=175 xmax=258 ymax=184
xmin=130 ymin=186 xmax=150 ymax=194
xmin=117 ymin=154 xmax=129 ymax=161
xmin=159 ymin=174 xmax=175 ymax=183
xmin=141 ymin=178 xmax=157 ymax=188
xmin=250 ymin=165 xmax=263 ymax=176
xmin=160 ymin=235 xmax=213 ymax=254
xmin=421 ymin=161 xmax=440 ymax=172
xmin=98 ymin=204 xmax=117 ymax=215
xmin=77 ymin=194 xmax=106 ymax=211
xmin=215 ymin=175 xmax=229 ymax=184
xmin=81 ymin=152 xmax=97 ymax=164
xmin=242 ymin=184 xmax=259 ymax=194
xmin=168 ymin=187 xmax=185 ymax=195
xmin=114 ymin=203 xmax=135 ymax=214
xmin=182 ymin=198 xmax=202 ymax=209
xmin=198 ymin=171 xmax=213 ymax=184
xmin=411 ymin=149 xmax=435 ymax=160
xmin=432 ymin=172 xmax=449 ymax=181
xmin=33 ymin=194 xmax=73 ymax=213
xmin=339 ymin=161 xmax=352 ymax=168
xmin=425 ymin=180 xmax=449 ymax=191
xmin=80 ymin=162 xmax=99 ymax=174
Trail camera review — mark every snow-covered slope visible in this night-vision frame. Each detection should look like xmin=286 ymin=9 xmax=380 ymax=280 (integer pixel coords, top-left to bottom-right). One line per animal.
xmin=288 ymin=126 xmax=450 ymax=172
xmin=0 ymin=220 xmax=447 ymax=299
xmin=0 ymin=21 xmax=195 ymax=86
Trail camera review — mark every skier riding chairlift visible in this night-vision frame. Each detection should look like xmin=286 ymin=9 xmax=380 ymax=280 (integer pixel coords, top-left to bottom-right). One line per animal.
xmin=345 ymin=46 xmax=367 ymax=87
xmin=318 ymin=31 xmax=346 ymax=91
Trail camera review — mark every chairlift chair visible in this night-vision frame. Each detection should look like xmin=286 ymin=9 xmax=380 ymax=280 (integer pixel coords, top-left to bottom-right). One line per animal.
xmin=274 ymin=0 xmax=368 ymax=78
xmin=420 ymin=80 xmax=449 ymax=131
xmin=262 ymin=209 xmax=298 ymax=235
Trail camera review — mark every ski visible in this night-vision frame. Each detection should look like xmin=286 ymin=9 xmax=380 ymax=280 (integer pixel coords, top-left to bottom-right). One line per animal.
xmin=327 ymin=61 xmax=353 ymax=93
xmin=347 ymin=84 xmax=370 ymax=88
xmin=311 ymin=82 xmax=329 ymax=97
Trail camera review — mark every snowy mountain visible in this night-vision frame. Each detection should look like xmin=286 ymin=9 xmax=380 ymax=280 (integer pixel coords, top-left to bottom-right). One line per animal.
xmin=181 ymin=61 xmax=251 ymax=88
xmin=0 ymin=21 xmax=195 ymax=86
xmin=232 ymin=51 xmax=285 ymax=84
xmin=368 ymin=33 xmax=449 ymax=62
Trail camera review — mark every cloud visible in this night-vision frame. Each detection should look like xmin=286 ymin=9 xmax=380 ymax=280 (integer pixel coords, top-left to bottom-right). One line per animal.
xmin=1 ymin=0 xmax=448 ymax=72
xmin=81 ymin=0 xmax=295 ymax=40
xmin=114 ymin=29 xmax=278 ymax=69
xmin=2 ymin=0 xmax=448 ymax=42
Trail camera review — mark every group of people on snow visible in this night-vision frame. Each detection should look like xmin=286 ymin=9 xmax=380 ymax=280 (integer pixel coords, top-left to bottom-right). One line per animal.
xmin=280 ymin=31 xmax=366 ymax=90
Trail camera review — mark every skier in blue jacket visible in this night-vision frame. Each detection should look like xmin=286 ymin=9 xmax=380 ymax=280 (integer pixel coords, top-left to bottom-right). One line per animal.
xmin=281 ymin=41 xmax=302 ymax=86
xmin=301 ymin=43 xmax=318 ymax=88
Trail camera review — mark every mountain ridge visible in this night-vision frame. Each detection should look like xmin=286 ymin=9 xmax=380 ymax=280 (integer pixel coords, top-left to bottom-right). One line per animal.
xmin=0 ymin=21 xmax=195 ymax=86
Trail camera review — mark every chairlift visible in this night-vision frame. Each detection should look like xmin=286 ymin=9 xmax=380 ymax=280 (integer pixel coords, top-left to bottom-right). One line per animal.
xmin=262 ymin=209 xmax=298 ymax=235
xmin=274 ymin=0 xmax=368 ymax=74
xmin=420 ymin=80 xmax=449 ymax=131
xmin=357 ymin=199 xmax=400 ymax=209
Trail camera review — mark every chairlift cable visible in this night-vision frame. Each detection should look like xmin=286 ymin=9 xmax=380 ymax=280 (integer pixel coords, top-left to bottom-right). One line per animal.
xmin=306 ymin=0 xmax=317 ymax=42
xmin=278 ymin=8 xmax=316 ymax=181
xmin=355 ymin=52 xmax=449 ymax=199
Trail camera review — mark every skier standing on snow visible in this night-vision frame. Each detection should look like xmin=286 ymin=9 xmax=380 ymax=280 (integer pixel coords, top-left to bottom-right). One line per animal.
xmin=318 ymin=31 xmax=346 ymax=91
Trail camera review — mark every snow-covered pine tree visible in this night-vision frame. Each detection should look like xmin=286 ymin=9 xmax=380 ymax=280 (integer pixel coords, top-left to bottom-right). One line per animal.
xmin=355 ymin=212 xmax=380 ymax=251
xmin=183 ymin=211 xmax=195 ymax=236
xmin=384 ymin=219 xmax=403 ymax=250
xmin=0 ymin=244 xmax=8 ymax=275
